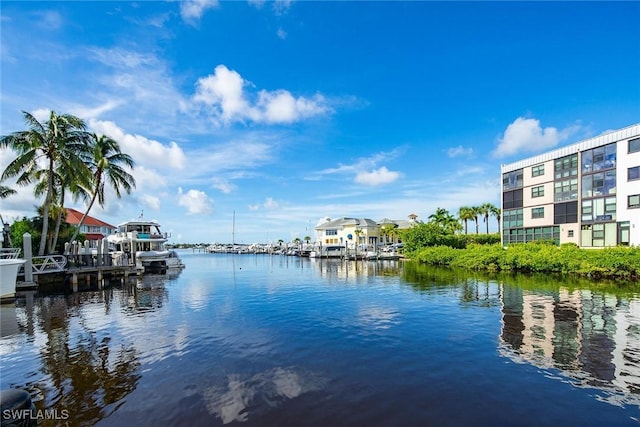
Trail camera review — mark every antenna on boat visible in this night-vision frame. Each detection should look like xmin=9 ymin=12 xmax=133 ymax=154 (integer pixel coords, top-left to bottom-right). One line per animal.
xmin=139 ymin=210 xmax=144 ymax=220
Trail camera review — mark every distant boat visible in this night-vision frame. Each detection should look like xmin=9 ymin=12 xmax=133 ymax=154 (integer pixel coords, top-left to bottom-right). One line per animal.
xmin=107 ymin=218 xmax=184 ymax=273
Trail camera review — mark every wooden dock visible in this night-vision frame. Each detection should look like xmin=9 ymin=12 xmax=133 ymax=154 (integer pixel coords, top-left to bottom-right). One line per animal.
xmin=17 ymin=265 xmax=141 ymax=294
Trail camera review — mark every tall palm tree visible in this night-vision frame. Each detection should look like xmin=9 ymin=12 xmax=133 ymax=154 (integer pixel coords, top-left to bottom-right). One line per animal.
xmin=490 ymin=205 xmax=501 ymax=232
xmin=68 ymin=134 xmax=136 ymax=245
xmin=457 ymin=206 xmax=475 ymax=235
xmin=1 ymin=111 xmax=90 ymax=255
xmin=32 ymin=164 xmax=90 ymax=252
xmin=479 ymin=203 xmax=496 ymax=234
xmin=471 ymin=206 xmax=481 ymax=235
xmin=429 ymin=207 xmax=460 ymax=233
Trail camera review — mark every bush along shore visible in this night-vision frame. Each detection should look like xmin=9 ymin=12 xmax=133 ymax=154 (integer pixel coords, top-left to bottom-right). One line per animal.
xmin=410 ymin=242 xmax=640 ymax=281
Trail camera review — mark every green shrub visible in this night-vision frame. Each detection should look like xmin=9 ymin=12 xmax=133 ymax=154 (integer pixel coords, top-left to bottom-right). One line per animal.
xmin=408 ymin=241 xmax=640 ymax=282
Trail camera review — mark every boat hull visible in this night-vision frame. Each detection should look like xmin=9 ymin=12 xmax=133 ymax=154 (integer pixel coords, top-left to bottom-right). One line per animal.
xmin=0 ymin=259 xmax=26 ymax=302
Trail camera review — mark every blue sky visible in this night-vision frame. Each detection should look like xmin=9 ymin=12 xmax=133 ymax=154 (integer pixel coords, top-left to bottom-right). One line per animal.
xmin=1 ymin=1 xmax=639 ymax=244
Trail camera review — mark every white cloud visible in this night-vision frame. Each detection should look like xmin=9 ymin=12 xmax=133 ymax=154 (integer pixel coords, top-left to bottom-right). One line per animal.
xmin=248 ymin=197 xmax=281 ymax=211
xmin=273 ymin=0 xmax=292 ymax=15
xmin=263 ymin=197 xmax=279 ymax=209
xmin=493 ymin=117 xmax=580 ymax=158
xmin=447 ymin=145 xmax=474 ymax=158
xmin=211 ymin=179 xmax=236 ymax=194
xmin=178 ymin=187 xmax=213 ymax=215
xmin=354 ymin=166 xmax=400 ymax=186
xmin=277 ymin=28 xmax=287 ymax=40
xmin=193 ymin=65 xmax=329 ymax=125
xmin=248 ymin=0 xmax=266 ymax=9
xmin=312 ymin=149 xmax=403 ymax=187
xmin=180 ymin=0 xmax=219 ymax=22
xmin=89 ymin=119 xmax=187 ymax=170
xmin=258 ymin=90 xmax=327 ymax=123
xmin=141 ymin=194 xmax=161 ymax=210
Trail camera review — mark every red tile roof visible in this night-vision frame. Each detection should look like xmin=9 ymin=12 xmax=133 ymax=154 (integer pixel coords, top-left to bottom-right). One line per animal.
xmin=65 ymin=208 xmax=116 ymax=229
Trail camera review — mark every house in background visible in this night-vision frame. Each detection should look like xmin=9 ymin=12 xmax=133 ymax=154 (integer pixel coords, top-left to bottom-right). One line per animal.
xmin=315 ymin=217 xmax=380 ymax=248
xmin=65 ymin=208 xmax=116 ymax=247
xmin=315 ymin=214 xmax=421 ymax=248
xmin=377 ymin=214 xmax=421 ymax=245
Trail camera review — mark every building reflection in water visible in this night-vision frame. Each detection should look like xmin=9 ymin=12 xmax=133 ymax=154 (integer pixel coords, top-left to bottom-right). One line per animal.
xmin=500 ymin=284 xmax=640 ymax=401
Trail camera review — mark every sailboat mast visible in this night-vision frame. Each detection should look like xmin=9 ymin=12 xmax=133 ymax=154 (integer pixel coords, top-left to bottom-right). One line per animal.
xmin=232 ymin=210 xmax=235 ymax=247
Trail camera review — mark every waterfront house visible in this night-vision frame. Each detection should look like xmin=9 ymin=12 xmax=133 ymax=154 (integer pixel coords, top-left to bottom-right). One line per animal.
xmin=315 ymin=217 xmax=380 ymax=249
xmin=315 ymin=214 xmax=421 ymax=249
xmin=500 ymin=123 xmax=640 ymax=247
xmin=65 ymin=208 xmax=116 ymax=248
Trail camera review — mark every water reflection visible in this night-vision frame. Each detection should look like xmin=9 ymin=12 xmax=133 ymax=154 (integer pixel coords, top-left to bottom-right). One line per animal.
xmin=3 ymin=293 xmax=143 ymax=426
xmin=500 ymin=285 xmax=640 ymax=403
xmin=310 ymin=258 xmax=402 ymax=281
xmin=402 ymin=262 xmax=640 ymax=408
xmin=202 ymin=367 xmax=326 ymax=424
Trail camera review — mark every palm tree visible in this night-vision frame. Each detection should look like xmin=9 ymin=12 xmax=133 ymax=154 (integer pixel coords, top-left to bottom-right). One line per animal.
xmin=0 ymin=184 xmax=16 ymax=199
xmin=380 ymin=224 xmax=395 ymax=245
xmin=458 ymin=206 xmax=475 ymax=235
xmin=429 ymin=207 xmax=460 ymax=233
xmin=1 ymin=111 xmax=90 ymax=255
xmin=304 ymin=236 xmax=311 ymax=245
xmin=32 ymin=164 xmax=90 ymax=252
xmin=471 ymin=206 xmax=481 ymax=235
xmin=490 ymin=205 xmax=501 ymax=232
xmin=68 ymin=134 xmax=136 ymax=245
xmin=479 ymin=203 xmax=496 ymax=234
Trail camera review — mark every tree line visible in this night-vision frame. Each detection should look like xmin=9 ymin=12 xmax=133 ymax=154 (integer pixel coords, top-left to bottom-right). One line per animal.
xmin=1 ymin=110 xmax=136 ymax=255
xmin=427 ymin=204 xmax=501 ymax=235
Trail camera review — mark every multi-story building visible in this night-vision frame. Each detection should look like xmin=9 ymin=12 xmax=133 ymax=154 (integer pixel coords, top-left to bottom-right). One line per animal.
xmin=500 ymin=124 xmax=640 ymax=247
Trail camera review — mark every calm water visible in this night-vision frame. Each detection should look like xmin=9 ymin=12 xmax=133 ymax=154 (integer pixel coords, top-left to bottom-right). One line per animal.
xmin=1 ymin=251 xmax=639 ymax=426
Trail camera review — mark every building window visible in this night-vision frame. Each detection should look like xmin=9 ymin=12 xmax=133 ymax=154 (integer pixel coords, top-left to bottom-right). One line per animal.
xmin=554 ymin=201 xmax=578 ymax=224
xmin=619 ymin=222 xmax=630 ymax=246
xmin=555 ymin=154 xmax=578 ymax=179
xmin=630 ymin=138 xmax=640 ymax=154
xmin=531 ymin=164 xmax=544 ymax=177
xmin=581 ymin=222 xmax=617 ymax=247
xmin=502 ymin=208 xmax=523 ymax=229
xmin=629 ymin=166 xmax=640 ymax=181
xmin=554 ymin=178 xmax=578 ymax=202
xmin=629 ymin=194 xmax=640 ymax=209
xmin=505 ymin=226 xmax=560 ymax=246
xmin=503 ymin=169 xmax=524 ymax=190
xmin=531 ymin=207 xmax=544 ymax=219
xmin=503 ymin=189 xmax=523 ymax=209
xmin=531 ymin=185 xmax=544 ymax=198
xmin=325 ymin=229 xmax=337 ymax=236
xmin=567 ymin=230 xmax=574 ymax=238
xmin=581 ymin=143 xmax=616 ymax=174
xmin=581 ymin=197 xmax=616 ymax=222
xmin=581 ymin=170 xmax=616 ymax=198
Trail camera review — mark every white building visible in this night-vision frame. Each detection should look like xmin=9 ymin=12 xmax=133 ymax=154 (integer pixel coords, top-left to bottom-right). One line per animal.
xmin=500 ymin=124 xmax=640 ymax=247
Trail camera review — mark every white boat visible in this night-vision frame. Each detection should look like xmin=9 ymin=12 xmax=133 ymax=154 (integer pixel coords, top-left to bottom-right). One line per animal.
xmin=0 ymin=258 xmax=26 ymax=302
xmin=107 ymin=218 xmax=185 ymax=273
